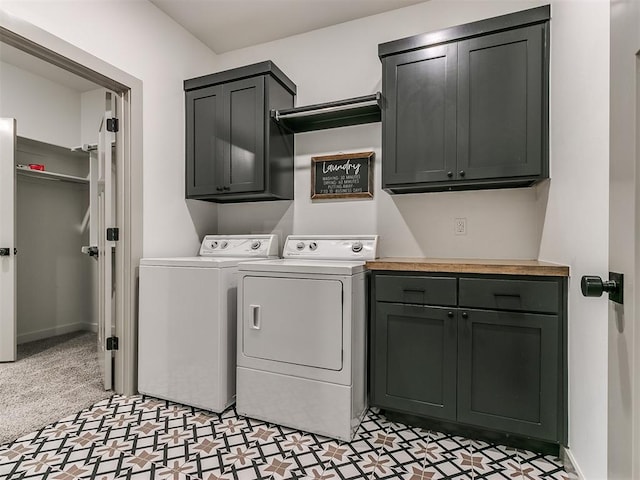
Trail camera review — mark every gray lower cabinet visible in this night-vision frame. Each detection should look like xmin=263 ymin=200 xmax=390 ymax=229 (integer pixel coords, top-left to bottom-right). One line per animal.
xmin=457 ymin=309 xmax=559 ymax=441
xmin=370 ymin=271 xmax=567 ymax=446
xmin=374 ymin=303 xmax=457 ymax=420
xmin=378 ymin=6 xmax=549 ymax=193
xmin=184 ymin=61 xmax=296 ymax=202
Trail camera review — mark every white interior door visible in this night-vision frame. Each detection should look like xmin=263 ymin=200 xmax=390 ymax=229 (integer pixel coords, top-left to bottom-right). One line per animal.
xmin=606 ymin=4 xmax=639 ymax=478
xmin=0 ymin=118 xmax=16 ymax=363
xmin=95 ymin=93 xmax=117 ymax=390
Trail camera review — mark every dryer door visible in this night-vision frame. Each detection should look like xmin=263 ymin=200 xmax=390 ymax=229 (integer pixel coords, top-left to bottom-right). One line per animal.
xmin=242 ymin=276 xmax=343 ymax=370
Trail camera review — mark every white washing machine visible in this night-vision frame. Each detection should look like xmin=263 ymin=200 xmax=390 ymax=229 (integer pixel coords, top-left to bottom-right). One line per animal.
xmin=236 ymin=235 xmax=379 ymax=441
xmin=138 ymin=234 xmax=278 ymax=412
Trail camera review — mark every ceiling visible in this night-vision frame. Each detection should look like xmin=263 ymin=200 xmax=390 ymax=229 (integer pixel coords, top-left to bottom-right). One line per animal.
xmin=149 ymin=0 xmax=427 ymax=54
xmin=0 ymin=0 xmax=426 ymax=91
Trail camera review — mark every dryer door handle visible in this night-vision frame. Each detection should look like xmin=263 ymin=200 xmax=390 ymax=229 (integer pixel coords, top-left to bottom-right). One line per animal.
xmin=250 ymin=305 xmax=261 ymax=330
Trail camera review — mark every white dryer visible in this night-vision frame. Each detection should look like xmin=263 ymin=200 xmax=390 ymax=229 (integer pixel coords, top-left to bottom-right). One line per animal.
xmin=138 ymin=235 xmax=278 ymax=412
xmin=236 ymin=235 xmax=379 ymax=441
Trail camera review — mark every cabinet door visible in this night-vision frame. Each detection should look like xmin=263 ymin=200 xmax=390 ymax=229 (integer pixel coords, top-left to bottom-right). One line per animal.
xmin=223 ymin=77 xmax=265 ymax=194
xmin=382 ymin=44 xmax=457 ymax=186
xmin=457 ymin=309 xmax=559 ymax=441
xmin=186 ymin=85 xmax=225 ymax=197
xmin=373 ymin=303 xmax=457 ymax=420
xmin=457 ymin=25 xmax=544 ymax=180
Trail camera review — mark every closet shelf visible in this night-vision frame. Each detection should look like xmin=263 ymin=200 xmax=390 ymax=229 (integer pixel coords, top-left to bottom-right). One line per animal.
xmin=271 ymin=92 xmax=382 ymax=133
xmin=16 ymin=165 xmax=89 ymax=184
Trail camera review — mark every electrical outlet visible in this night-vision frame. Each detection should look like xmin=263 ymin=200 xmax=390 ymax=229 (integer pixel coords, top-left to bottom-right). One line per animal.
xmin=454 ymin=217 xmax=467 ymax=235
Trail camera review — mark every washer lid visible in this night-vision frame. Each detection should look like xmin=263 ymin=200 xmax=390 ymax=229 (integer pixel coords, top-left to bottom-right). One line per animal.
xmin=238 ymin=258 xmax=366 ymax=275
xmin=140 ymin=256 xmax=275 ymax=268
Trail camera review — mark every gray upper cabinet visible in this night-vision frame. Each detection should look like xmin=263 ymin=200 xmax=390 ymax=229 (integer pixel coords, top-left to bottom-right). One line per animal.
xmin=382 ymin=44 xmax=457 ymax=185
xmin=223 ymin=77 xmax=265 ymax=194
xmin=185 ymin=61 xmax=296 ymax=202
xmin=379 ymin=6 xmax=550 ymax=193
xmin=457 ymin=25 xmax=545 ymax=181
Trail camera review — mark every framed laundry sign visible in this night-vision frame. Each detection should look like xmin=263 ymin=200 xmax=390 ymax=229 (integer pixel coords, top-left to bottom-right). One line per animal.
xmin=311 ymin=152 xmax=374 ymax=200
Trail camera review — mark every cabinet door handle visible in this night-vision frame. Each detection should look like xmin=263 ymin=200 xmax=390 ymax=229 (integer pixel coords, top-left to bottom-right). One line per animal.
xmin=459 ymin=170 xmax=466 ymax=177
xmin=447 ymin=171 xmax=453 ymax=178
xmin=447 ymin=311 xmax=454 ymax=318
xmin=222 ymin=186 xmax=230 ymax=191
xmin=216 ymin=186 xmax=223 ymax=192
xmin=461 ymin=311 xmax=468 ymax=319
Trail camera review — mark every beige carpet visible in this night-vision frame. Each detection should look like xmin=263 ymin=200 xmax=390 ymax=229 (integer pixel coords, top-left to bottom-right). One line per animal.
xmin=0 ymin=330 xmax=111 ymax=446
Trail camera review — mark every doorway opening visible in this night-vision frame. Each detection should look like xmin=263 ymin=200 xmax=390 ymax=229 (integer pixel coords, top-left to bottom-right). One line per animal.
xmin=0 ymin=16 xmax=142 ymax=407
xmin=0 ymin=45 xmax=126 ymax=445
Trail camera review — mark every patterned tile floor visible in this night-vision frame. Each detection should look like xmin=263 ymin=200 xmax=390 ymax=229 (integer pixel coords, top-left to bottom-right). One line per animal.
xmin=0 ymin=395 xmax=573 ymax=480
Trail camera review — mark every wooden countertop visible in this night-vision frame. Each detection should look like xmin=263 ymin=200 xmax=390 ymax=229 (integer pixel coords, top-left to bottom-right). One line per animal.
xmin=366 ymin=258 xmax=570 ymax=277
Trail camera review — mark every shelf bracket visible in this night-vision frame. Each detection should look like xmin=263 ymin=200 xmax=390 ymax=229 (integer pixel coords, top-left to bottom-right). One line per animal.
xmin=272 ymin=92 xmax=382 ymax=133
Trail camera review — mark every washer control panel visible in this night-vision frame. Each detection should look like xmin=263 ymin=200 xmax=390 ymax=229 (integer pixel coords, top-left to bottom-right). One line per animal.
xmin=283 ymin=235 xmax=378 ymax=260
xmin=199 ymin=235 xmax=278 ymax=257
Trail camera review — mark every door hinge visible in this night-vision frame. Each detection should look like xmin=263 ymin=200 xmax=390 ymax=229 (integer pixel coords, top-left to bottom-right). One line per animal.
xmin=107 ymin=227 xmax=119 ymax=241
xmin=106 ymin=117 xmax=119 ymax=133
xmin=81 ymin=246 xmax=99 ymax=258
xmin=106 ymin=336 xmax=119 ymax=351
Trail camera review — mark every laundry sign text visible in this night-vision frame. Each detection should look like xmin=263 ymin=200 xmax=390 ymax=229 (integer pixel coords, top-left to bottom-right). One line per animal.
xmin=311 ymin=152 xmax=374 ymax=200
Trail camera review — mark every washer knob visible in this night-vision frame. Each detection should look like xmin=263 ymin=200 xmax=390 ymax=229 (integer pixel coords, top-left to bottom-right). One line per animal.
xmin=220 ymin=241 xmax=228 ymax=249
xmin=309 ymin=242 xmax=318 ymax=251
xmin=210 ymin=241 xmax=218 ymax=249
xmin=296 ymin=242 xmax=305 ymax=250
xmin=251 ymin=240 xmax=261 ymax=250
xmin=352 ymin=241 xmax=363 ymax=253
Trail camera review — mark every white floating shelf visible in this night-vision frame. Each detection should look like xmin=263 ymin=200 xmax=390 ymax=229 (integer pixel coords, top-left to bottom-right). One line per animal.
xmin=16 ymin=165 xmax=89 ymax=184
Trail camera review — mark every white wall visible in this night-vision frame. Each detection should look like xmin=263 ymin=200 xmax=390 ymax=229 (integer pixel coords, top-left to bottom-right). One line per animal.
xmin=16 ymin=177 xmax=92 ymax=342
xmin=538 ymin=2 xmax=610 ymax=479
xmin=0 ymin=60 xmax=81 ymax=147
xmin=80 ymin=88 xmax=107 ymax=146
xmin=215 ymin=0 xmax=549 ymax=259
xmin=215 ymin=1 xmax=611 ymax=478
xmin=0 ymin=0 xmax=219 ymax=257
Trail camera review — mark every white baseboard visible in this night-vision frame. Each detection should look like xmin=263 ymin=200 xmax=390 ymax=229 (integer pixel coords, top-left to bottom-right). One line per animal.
xmin=85 ymin=322 xmax=98 ymax=333
xmin=561 ymin=447 xmax=585 ymax=480
xmin=17 ymin=322 xmax=95 ymax=344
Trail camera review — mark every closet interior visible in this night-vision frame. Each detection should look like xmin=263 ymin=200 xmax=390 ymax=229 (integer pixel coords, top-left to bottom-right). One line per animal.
xmin=1 ymin=40 xmax=106 ymax=367
xmin=15 ymin=138 xmax=95 ymax=344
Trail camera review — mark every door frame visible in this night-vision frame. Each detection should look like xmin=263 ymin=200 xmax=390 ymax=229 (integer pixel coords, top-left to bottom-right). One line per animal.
xmin=636 ymin=51 xmax=640 ymax=480
xmin=0 ymin=118 xmax=16 ymax=363
xmin=0 ymin=12 xmax=143 ymax=395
